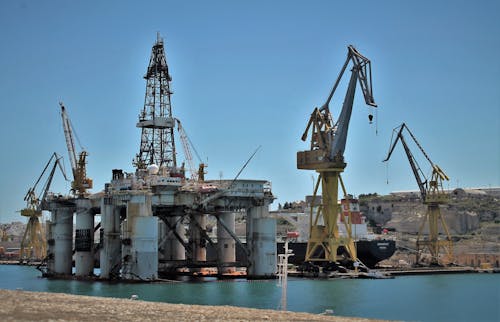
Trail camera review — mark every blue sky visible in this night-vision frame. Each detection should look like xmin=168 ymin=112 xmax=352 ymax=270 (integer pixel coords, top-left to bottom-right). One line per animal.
xmin=0 ymin=0 xmax=499 ymax=223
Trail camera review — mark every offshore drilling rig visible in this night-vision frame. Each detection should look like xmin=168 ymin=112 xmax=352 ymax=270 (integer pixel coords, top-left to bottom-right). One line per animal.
xmin=40 ymin=34 xmax=276 ymax=280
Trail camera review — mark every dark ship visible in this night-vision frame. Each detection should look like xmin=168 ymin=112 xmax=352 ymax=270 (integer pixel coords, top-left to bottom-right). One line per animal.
xmin=276 ymin=197 xmax=396 ymax=268
xmin=205 ymin=198 xmax=395 ymax=270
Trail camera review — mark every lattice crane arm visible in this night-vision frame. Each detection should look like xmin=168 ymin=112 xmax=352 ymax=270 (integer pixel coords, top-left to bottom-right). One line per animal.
xmin=22 ymin=153 xmax=68 ymax=215
xmin=323 ymin=45 xmax=377 ymax=111
xmin=326 ymin=45 xmax=377 ymax=161
xmin=297 ymin=45 xmax=377 ymax=170
xmin=59 ymin=102 xmax=92 ymax=196
xmin=176 ymin=119 xmax=198 ymax=181
xmin=384 ymin=124 xmax=428 ymax=199
xmin=60 ymin=102 xmax=77 ymax=178
xmin=39 ymin=153 xmax=67 ymax=210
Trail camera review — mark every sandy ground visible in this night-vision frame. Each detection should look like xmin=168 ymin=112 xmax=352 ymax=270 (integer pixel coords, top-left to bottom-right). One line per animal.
xmin=0 ymin=289 xmax=386 ymax=321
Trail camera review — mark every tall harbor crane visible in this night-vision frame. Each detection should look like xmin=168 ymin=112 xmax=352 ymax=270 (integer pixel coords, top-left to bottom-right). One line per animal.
xmin=297 ymin=45 xmax=377 ymax=267
xmin=20 ymin=153 xmax=67 ymax=262
xmin=383 ymin=123 xmax=453 ymax=266
xmin=60 ymin=102 xmax=93 ymax=196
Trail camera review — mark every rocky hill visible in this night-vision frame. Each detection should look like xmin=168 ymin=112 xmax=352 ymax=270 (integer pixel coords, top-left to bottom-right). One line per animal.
xmin=359 ymin=188 xmax=500 ymax=253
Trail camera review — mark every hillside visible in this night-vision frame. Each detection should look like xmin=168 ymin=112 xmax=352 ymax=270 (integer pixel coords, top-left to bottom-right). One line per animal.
xmin=359 ymin=188 xmax=500 ymax=254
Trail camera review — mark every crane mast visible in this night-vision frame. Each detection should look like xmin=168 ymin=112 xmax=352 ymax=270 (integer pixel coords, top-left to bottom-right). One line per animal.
xmin=297 ymin=45 xmax=377 ymax=267
xmin=384 ymin=123 xmax=453 ymax=265
xmin=60 ymin=103 xmax=77 ymax=179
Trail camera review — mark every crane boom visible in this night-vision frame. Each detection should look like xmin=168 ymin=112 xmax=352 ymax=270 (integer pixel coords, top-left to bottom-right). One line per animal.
xmin=60 ymin=102 xmax=77 ymax=178
xmin=299 ymin=45 xmax=377 ymax=170
xmin=327 ymin=46 xmax=377 ymax=160
xmin=22 ymin=153 xmax=68 ymax=214
xmin=176 ymin=119 xmax=198 ymax=181
xmin=384 ymin=124 xmax=427 ymax=199
xmin=39 ymin=154 xmax=67 ymax=210
xmin=383 ymin=123 xmax=449 ymax=202
xmin=323 ymin=45 xmax=377 ymax=110
xmin=59 ymin=102 xmax=92 ymax=196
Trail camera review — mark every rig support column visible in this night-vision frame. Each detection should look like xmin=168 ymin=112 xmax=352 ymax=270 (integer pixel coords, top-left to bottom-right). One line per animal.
xmin=100 ymin=197 xmax=122 ymax=279
xmin=217 ymin=211 xmax=236 ymax=273
xmin=246 ymin=202 xmax=276 ymax=278
xmin=122 ymin=193 xmax=158 ymax=280
xmin=75 ymin=198 xmax=94 ymax=276
xmin=49 ymin=206 xmax=74 ymax=275
xmin=46 ymin=218 xmax=54 ymax=274
xmin=163 ymin=209 xmax=186 ymax=261
xmin=189 ymin=213 xmax=207 ymax=265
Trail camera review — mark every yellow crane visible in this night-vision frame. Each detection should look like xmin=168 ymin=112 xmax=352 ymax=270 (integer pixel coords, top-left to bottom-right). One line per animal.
xmin=176 ymin=118 xmax=206 ymax=182
xmin=20 ymin=153 xmax=67 ymax=262
xmin=60 ymin=102 xmax=92 ymax=196
xmin=383 ymin=123 xmax=453 ymax=266
xmin=297 ymin=45 xmax=377 ymax=269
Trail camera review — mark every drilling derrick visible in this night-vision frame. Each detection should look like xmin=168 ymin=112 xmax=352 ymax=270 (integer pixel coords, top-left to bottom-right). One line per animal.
xmin=298 ymin=45 xmax=377 ymax=268
xmin=135 ymin=33 xmax=177 ymax=171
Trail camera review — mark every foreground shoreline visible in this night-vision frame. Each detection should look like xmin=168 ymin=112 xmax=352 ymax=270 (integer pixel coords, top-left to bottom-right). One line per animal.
xmin=0 ymin=289 xmax=385 ymax=321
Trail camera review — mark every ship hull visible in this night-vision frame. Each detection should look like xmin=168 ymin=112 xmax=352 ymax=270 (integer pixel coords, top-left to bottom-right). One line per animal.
xmin=205 ymin=239 xmax=395 ymax=269
xmin=277 ymin=239 xmax=396 ymax=268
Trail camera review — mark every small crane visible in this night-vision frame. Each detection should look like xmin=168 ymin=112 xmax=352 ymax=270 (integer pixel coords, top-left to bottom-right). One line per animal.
xmin=297 ymin=45 xmax=377 ymax=267
xmin=20 ymin=152 xmax=68 ymax=262
xmin=176 ymin=118 xmax=205 ymax=181
xmin=60 ymin=102 xmax=93 ymax=196
xmin=383 ymin=123 xmax=453 ymax=266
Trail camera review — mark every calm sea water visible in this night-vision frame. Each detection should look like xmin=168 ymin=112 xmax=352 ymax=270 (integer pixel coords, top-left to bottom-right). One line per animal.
xmin=0 ymin=265 xmax=498 ymax=322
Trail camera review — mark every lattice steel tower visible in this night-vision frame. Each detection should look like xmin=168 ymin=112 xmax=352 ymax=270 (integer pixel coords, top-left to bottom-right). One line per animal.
xmin=135 ymin=33 xmax=177 ymax=170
